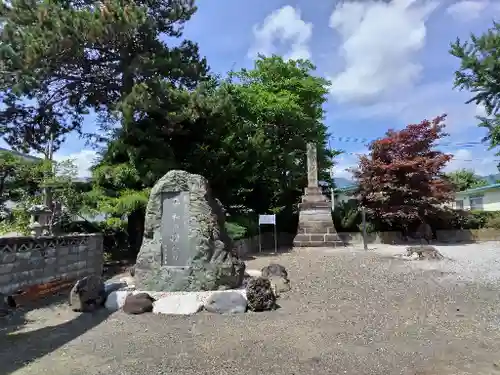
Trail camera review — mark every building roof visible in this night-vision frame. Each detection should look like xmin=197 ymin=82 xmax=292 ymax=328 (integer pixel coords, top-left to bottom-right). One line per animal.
xmin=457 ymin=183 xmax=500 ymax=195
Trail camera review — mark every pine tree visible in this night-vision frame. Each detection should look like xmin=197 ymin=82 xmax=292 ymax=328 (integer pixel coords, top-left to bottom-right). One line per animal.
xmin=0 ymin=0 xmax=208 ymax=152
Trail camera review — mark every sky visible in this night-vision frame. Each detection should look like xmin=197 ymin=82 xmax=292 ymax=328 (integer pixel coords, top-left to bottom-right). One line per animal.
xmin=7 ymin=0 xmax=500 ymax=180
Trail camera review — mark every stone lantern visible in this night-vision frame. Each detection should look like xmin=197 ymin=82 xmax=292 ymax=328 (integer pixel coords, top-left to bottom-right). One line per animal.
xmin=27 ymin=204 xmax=52 ymax=236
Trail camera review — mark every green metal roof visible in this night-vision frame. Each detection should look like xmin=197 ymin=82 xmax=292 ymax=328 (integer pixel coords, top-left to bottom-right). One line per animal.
xmin=457 ymin=183 xmax=500 ymax=195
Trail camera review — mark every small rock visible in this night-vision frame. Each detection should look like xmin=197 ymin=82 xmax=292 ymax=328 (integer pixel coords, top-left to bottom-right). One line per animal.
xmin=119 ymin=276 xmax=135 ymax=287
xmin=153 ymin=293 xmax=204 ymax=315
xmin=204 ymin=291 xmax=247 ymax=314
xmin=245 ymin=269 xmax=263 ymax=278
xmin=105 ymin=290 xmax=131 ymax=312
xmin=269 ymin=276 xmax=291 ymax=296
xmin=261 ymin=263 xmax=288 ymax=279
xmin=246 ymin=277 xmax=277 ymax=312
xmin=123 ymin=293 xmax=155 ymax=315
xmin=0 ymin=293 xmax=16 ymax=317
xmin=406 ymin=246 xmax=444 ymax=260
xmin=104 ymin=282 xmax=128 ymax=295
xmin=69 ymin=275 xmax=106 ymax=312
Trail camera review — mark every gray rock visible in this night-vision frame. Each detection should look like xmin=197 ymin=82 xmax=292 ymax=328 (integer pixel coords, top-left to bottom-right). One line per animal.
xmin=0 ymin=293 xmax=16 ymax=317
xmin=69 ymin=275 xmax=106 ymax=312
xmin=246 ymin=277 xmax=277 ymax=312
xmin=123 ymin=293 xmax=155 ymax=315
xmin=204 ymin=291 xmax=247 ymax=314
xmin=261 ymin=263 xmax=288 ymax=279
xmin=242 ymin=273 xmax=253 ymax=288
xmin=269 ymin=276 xmax=291 ymax=295
xmin=134 ymin=170 xmax=246 ymax=292
xmin=406 ymin=245 xmax=444 ymax=260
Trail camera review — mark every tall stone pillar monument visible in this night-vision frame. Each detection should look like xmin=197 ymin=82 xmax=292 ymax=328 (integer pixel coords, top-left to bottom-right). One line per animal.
xmin=293 ymin=143 xmax=343 ymax=247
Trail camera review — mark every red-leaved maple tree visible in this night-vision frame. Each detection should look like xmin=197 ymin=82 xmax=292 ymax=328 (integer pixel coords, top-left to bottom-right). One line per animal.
xmin=352 ymin=115 xmax=454 ymax=226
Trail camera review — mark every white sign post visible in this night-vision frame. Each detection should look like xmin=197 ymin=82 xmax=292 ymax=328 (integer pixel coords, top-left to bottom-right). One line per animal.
xmin=258 ymin=214 xmax=277 ymax=254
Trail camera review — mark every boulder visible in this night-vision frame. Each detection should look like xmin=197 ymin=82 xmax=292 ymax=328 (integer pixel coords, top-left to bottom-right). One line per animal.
xmin=123 ymin=293 xmax=155 ymax=315
xmin=246 ymin=277 xmax=277 ymax=312
xmin=245 ymin=269 xmax=263 ymax=277
xmin=269 ymin=276 xmax=291 ymax=296
xmin=153 ymin=293 xmax=204 ymax=315
xmin=104 ymin=290 xmax=131 ymax=311
xmin=204 ymin=291 xmax=247 ymax=314
xmin=134 ymin=170 xmax=246 ymax=292
xmin=69 ymin=275 xmax=106 ymax=312
xmin=261 ymin=263 xmax=288 ymax=279
xmin=0 ymin=293 xmax=16 ymax=317
xmin=406 ymin=245 xmax=444 ymax=260
xmin=261 ymin=264 xmax=290 ymax=296
xmin=104 ymin=281 xmax=128 ymax=295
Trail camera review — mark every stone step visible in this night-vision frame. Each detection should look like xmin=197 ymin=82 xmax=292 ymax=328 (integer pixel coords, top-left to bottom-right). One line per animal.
xmin=298 ymin=223 xmax=338 ymax=235
xmin=294 ymin=233 xmax=342 ymax=243
xmin=293 ymin=240 xmax=344 ymax=247
xmin=298 ymin=201 xmax=331 ymax=210
xmin=304 ymin=187 xmax=323 ymax=195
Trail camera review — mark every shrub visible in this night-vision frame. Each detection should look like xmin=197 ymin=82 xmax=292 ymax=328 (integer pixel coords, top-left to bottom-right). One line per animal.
xmin=485 ymin=212 xmax=500 ymax=229
xmin=225 ymin=221 xmax=248 ymax=240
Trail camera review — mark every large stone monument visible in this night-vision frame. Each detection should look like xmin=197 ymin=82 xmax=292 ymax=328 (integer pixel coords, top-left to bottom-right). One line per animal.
xmin=134 ymin=170 xmax=246 ymax=292
xmin=293 ymin=143 xmax=343 ymax=247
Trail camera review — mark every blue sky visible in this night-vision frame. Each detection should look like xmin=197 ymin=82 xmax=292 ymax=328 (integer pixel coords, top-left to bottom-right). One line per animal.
xmin=14 ymin=0 xmax=500 ymax=179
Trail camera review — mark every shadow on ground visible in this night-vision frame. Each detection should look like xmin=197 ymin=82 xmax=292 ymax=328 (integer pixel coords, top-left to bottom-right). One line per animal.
xmin=0 ymin=301 xmax=111 ymax=375
xmin=241 ymin=246 xmax=294 ymax=260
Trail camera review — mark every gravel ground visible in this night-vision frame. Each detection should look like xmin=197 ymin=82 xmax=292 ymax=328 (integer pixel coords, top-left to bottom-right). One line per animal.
xmin=2 ymin=246 xmax=500 ymax=375
xmin=372 ymin=242 xmax=500 ymax=284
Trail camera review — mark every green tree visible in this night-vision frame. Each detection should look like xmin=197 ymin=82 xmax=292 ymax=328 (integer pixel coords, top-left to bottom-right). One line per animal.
xmin=88 ymin=56 xmax=338 ymax=253
xmin=445 ymin=168 xmax=488 ymax=192
xmin=221 ymin=56 xmax=338 ymax=217
xmin=450 ymin=22 xmax=500 ymax=154
xmin=0 ymin=0 xmax=207 ymax=152
xmin=0 ymin=152 xmax=84 ymax=234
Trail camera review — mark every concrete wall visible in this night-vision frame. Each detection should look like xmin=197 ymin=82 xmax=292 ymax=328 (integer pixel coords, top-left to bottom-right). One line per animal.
xmin=455 ymin=188 xmax=500 ymax=211
xmin=0 ymin=234 xmax=104 ymax=294
xmin=338 ymin=229 xmax=500 ymax=245
xmin=233 ymin=232 xmax=295 ymax=258
xmin=338 ymin=231 xmax=406 ymax=245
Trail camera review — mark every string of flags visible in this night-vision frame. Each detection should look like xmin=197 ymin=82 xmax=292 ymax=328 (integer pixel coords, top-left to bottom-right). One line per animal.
xmin=330 ymin=136 xmax=484 ymax=149
xmin=338 ymin=151 xmax=500 ymax=163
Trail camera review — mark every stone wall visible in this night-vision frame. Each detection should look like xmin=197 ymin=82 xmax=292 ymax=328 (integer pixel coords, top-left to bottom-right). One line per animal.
xmin=233 ymin=232 xmax=295 ymax=258
xmin=0 ymin=234 xmax=104 ymax=294
xmin=338 ymin=229 xmax=500 ymax=245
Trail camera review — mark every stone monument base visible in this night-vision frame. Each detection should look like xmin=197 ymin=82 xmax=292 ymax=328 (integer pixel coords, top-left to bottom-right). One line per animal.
xmin=293 ymin=187 xmax=344 ymax=247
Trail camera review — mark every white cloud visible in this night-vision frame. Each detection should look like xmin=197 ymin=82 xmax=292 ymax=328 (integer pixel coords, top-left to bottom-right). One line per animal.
xmin=248 ymin=6 xmax=313 ymax=61
xmin=333 ymin=150 xmax=368 ymax=180
xmin=329 ymin=80 xmax=481 ymax=133
xmin=54 ymin=149 xmax=99 ymax=178
xmin=445 ymin=148 xmax=498 ymax=175
xmin=475 ymin=103 xmax=488 ymax=117
xmin=328 ymin=0 xmax=438 ymax=103
xmin=446 ymin=0 xmax=489 ymax=22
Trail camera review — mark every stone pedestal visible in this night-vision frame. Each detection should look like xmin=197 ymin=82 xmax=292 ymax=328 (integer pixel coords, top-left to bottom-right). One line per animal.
xmin=293 ymin=187 xmax=343 ymax=247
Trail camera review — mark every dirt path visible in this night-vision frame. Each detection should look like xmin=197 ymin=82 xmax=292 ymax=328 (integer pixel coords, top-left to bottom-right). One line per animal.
xmin=2 ymin=247 xmax=500 ymax=375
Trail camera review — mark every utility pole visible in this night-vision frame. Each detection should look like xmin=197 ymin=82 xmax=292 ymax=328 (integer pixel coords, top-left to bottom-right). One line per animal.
xmin=43 ymin=129 xmax=55 ymax=232
xmin=361 ymin=206 xmax=368 ymax=250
